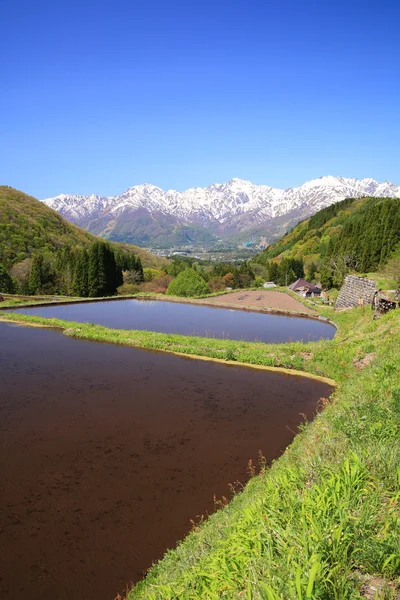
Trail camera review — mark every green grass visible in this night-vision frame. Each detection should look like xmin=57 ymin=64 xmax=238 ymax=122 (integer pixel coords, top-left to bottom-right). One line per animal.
xmin=1 ymin=298 xmax=400 ymax=598
xmin=127 ymin=310 xmax=400 ymax=599
xmin=0 ymin=298 xmax=48 ymax=308
xmin=361 ymin=272 xmax=398 ymax=291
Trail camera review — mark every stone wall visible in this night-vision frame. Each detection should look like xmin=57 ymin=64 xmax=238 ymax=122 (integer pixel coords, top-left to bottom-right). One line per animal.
xmin=335 ymin=275 xmax=377 ymax=310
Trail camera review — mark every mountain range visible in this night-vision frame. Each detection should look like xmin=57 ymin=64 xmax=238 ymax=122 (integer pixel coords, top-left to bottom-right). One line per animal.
xmin=42 ymin=176 xmax=400 ymax=248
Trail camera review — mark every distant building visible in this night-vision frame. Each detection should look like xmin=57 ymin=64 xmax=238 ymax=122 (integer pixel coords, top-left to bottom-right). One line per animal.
xmin=263 ymin=282 xmax=277 ymax=288
xmin=289 ymin=278 xmax=322 ymax=297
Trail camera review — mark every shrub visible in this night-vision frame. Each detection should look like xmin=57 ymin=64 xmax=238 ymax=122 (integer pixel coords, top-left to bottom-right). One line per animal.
xmin=117 ymin=282 xmax=141 ymax=295
xmin=222 ymin=272 xmax=235 ymax=287
xmin=141 ymin=275 xmax=173 ymax=294
xmin=166 ymin=268 xmax=209 ymax=297
xmin=208 ymin=276 xmax=226 ymax=293
xmin=143 ymin=268 xmax=165 ymax=282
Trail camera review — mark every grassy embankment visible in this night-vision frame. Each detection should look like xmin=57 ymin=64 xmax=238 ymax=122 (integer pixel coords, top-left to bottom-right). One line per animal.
xmin=1 ymin=298 xmax=400 ymax=598
xmin=124 ymin=307 xmax=398 ymax=599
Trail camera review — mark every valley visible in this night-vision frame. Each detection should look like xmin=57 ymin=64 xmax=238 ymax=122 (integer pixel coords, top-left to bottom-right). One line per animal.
xmin=42 ymin=176 xmax=400 ymax=248
xmin=2 ymin=2 xmax=399 ymax=598
xmin=1 ymin=185 xmax=399 ymax=600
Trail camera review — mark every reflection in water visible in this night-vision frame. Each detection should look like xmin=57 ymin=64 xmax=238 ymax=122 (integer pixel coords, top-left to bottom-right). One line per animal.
xmin=11 ymin=298 xmax=335 ymax=343
xmin=0 ymin=323 xmax=333 ymax=600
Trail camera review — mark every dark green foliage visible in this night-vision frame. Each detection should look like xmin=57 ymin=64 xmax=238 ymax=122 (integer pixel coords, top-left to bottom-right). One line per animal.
xmin=257 ymin=257 xmax=304 ymax=286
xmin=6 ymin=242 xmax=128 ymax=298
xmin=136 ymin=258 xmax=144 ymax=283
xmin=166 ymin=268 xmax=209 ymax=297
xmin=326 ymin=198 xmax=400 ymax=272
xmin=277 ymin=266 xmax=296 ymax=286
xmin=56 ymin=248 xmax=75 ymax=296
xmin=320 ymin=267 xmax=333 ymax=289
xmin=237 ymin=262 xmax=255 ymax=287
xmin=268 ymin=261 xmax=280 ymax=283
xmin=87 ymin=241 xmax=121 ymax=297
xmin=119 ymin=250 xmax=145 ymax=285
xmin=165 ymin=259 xmax=192 ymax=278
xmin=307 ymin=261 xmax=317 ymax=281
xmin=28 ymin=254 xmax=45 ymax=294
xmin=72 ymin=249 xmax=89 ymax=297
xmin=253 ymin=197 xmax=400 ymax=286
xmin=0 ymin=263 xmax=15 ymax=293
xmin=209 ymin=261 xmax=255 ymax=288
xmin=307 ymin=197 xmax=355 ymax=230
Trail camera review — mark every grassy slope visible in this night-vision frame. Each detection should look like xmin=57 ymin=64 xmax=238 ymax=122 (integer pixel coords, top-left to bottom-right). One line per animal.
xmin=127 ymin=308 xmax=400 ymax=599
xmin=1 ymin=297 xmax=400 ymax=598
xmin=0 ymin=186 xmax=167 ymax=268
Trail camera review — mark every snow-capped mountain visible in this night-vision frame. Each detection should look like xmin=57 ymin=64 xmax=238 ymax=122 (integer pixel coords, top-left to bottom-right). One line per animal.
xmin=42 ymin=176 xmax=400 ymax=247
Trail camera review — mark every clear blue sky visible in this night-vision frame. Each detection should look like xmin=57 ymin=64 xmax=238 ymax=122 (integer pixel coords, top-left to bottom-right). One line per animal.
xmin=1 ymin=0 xmax=399 ymax=198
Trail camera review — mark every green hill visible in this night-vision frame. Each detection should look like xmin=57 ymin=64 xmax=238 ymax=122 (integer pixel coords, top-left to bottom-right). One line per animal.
xmin=0 ymin=186 xmax=168 ymax=296
xmin=253 ymin=196 xmax=400 ymax=287
xmin=0 ymin=186 xmax=167 ymax=270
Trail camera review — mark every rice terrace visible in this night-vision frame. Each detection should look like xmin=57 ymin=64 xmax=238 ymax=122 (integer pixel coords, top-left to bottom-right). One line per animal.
xmin=1 ymin=3 xmax=400 ymax=597
xmin=1 ymin=277 xmax=400 ymax=599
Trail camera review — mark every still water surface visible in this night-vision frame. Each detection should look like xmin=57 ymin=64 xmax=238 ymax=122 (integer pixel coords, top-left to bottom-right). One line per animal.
xmin=12 ymin=298 xmax=335 ymax=343
xmin=0 ymin=323 xmax=333 ymax=600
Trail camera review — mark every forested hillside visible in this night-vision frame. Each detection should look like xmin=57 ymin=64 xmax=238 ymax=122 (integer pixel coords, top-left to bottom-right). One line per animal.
xmin=253 ymin=196 xmax=400 ymax=287
xmin=0 ymin=186 xmax=166 ymax=296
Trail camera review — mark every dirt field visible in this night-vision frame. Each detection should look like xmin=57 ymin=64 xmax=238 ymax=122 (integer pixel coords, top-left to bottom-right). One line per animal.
xmin=202 ymin=290 xmax=314 ymax=314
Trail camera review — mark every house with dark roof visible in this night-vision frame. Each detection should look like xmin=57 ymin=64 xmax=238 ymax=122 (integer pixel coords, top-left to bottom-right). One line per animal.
xmin=288 ymin=278 xmax=322 ymax=297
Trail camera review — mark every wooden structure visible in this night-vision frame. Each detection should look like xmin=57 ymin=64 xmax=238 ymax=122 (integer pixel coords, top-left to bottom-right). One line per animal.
xmin=372 ymin=290 xmax=397 ymax=316
xmin=289 ymin=279 xmax=322 ymax=297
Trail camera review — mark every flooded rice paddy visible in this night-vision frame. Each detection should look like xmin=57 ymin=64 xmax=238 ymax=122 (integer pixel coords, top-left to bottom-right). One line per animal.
xmin=11 ymin=298 xmax=335 ymax=343
xmin=0 ymin=322 xmax=333 ymax=600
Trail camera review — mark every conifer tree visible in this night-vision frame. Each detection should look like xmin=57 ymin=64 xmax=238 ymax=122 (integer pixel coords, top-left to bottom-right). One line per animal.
xmin=29 ymin=254 xmax=44 ymax=295
xmin=307 ymin=262 xmax=317 ymax=281
xmin=72 ymin=249 xmax=89 ymax=297
xmin=88 ymin=242 xmax=102 ymax=297
xmin=0 ymin=264 xmax=15 ymax=293
xmin=56 ymin=247 xmax=75 ymax=295
xmin=136 ymin=258 xmax=144 ymax=283
xmin=87 ymin=241 xmax=120 ymax=297
xmin=268 ymin=261 xmax=280 ymax=283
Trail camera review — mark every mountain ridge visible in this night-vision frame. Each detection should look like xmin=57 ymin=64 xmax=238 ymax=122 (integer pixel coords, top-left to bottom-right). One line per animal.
xmin=42 ymin=176 xmax=400 ymax=247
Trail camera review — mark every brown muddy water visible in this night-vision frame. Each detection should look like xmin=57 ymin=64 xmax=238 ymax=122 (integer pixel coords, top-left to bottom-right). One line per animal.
xmin=0 ymin=322 xmax=333 ymax=600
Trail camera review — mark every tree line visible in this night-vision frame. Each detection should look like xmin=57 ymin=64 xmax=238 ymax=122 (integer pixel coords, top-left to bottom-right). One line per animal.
xmin=254 ymin=197 xmax=400 ymax=288
xmin=251 ymin=257 xmax=305 ymax=286
xmin=0 ymin=241 xmax=144 ymax=297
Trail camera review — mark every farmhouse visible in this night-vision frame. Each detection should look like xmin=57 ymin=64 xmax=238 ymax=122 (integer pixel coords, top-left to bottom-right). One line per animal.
xmin=289 ymin=278 xmax=322 ymax=297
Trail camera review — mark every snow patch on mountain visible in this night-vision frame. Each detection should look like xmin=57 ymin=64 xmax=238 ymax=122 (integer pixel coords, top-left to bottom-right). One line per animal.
xmin=42 ymin=176 xmax=400 ymax=237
